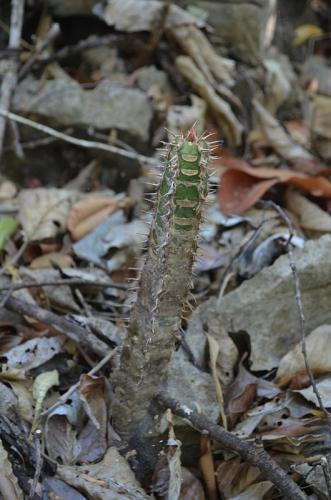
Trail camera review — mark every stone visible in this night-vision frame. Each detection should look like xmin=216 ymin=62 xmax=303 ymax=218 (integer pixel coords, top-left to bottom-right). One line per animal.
xmin=187 ymin=235 xmax=331 ymax=370
xmin=166 ymin=349 xmax=219 ymax=424
xmin=13 ymin=69 xmax=153 ymax=141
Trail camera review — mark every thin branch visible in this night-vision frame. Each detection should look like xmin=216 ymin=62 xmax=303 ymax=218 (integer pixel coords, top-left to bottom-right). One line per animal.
xmin=18 ymin=23 xmax=60 ymax=80
xmin=0 ymin=108 xmax=158 ymax=165
xmin=40 ymin=347 xmax=118 ymax=418
xmin=0 ymin=0 xmax=25 ymax=158
xmin=158 ymin=393 xmax=308 ymax=500
xmin=134 ymin=0 xmax=171 ymax=68
xmin=0 ymin=278 xmax=128 ymax=292
xmin=2 ymin=293 xmax=110 ymax=357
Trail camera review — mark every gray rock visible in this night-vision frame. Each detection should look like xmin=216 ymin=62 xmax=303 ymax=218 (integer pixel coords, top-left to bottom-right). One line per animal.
xmin=187 ymin=235 xmax=331 ymax=370
xmin=13 ymin=71 xmax=153 ymax=141
xmin=166 ymin=349 xmax=219 ymax=423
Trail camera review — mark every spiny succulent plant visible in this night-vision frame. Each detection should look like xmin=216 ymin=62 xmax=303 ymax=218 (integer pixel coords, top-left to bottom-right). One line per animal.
xmin=112 ymin=128 xmax=213 ymax=457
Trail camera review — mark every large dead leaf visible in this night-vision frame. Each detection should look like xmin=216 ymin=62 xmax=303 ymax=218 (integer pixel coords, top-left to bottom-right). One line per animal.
xmin=45 ymin=392 xmax=83 ymax=464
xmin=57 ymin=447 xmax=150 ymax=499
xmin=285 ymin=190 xmax=331 ymax=232
xmin=276 ymin=325 xmax=331 ymax=387
xmin=218 ymin=158 xmax=331 ymax=214
xmin=67 ymin=196 xmax=128 ymax=240
xmin=199 ymin=433 xmax=217 ymax=500
xmin=18 ymin=188 xmax=76 ymax=240
xmin=225 ymin=363 xmax=257 ymax=428
xmin=2 ymin=337 xmax=63 ymax=372
xmin=216 ymin=457 xmax=261 ymax=498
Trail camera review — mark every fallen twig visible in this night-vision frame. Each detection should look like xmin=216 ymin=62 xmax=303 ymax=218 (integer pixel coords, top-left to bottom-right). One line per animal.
xmin=0 ymin=278 xmax=127 ymax=292
xmin=134 ymin=0 xmax=171 ymax=68
xmin=0 ymin=0 xmax=25 ymax=158
xmin=0 ymin=108 xmax=158 ymax=165
xmin=2 ymin=294 xmax=110 ymax=357
xmin=158 ymin=393 xmax=308 ymax=500
xmin=18 ymin=23 xmax=60 ymax=80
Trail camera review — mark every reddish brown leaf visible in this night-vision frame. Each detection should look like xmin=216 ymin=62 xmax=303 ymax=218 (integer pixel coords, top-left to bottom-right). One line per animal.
xmin=218 ymin=159 xmax=331 ymax=214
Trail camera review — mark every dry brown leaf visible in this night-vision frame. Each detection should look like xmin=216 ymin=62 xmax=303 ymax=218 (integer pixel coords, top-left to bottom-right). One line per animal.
xmin=199 ymin=432 xmax=217 ymax=500
xmin=67 ymin=196 xmax=125 ymax=240
xmin=276 ymin=325 xmax=331 ymax=387
xmin=218 ymin=157 xmax=331 ymax=214
xmin=285 ymin=190 xmax=331 ymax=232
xmin=29 ymin=252 xmax=74 ymax=269
xmin=225 ymin=363 xmax=257 ymax=428
xmin=216 ymin=458 xmax=260 ymax=498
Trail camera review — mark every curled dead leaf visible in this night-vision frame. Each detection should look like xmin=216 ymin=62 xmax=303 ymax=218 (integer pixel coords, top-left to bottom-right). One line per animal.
xmin=67 ymin=196 xmax=130 ymax=240
xmin=218 ymin=158 xmax=331 ymax=214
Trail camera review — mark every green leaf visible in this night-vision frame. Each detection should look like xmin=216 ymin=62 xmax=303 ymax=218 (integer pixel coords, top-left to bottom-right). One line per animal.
xmin=0 ymin=218 xmax=18 ymax=250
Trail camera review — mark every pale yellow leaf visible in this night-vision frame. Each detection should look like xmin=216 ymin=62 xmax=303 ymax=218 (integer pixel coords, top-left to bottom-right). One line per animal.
xmin=293 ymin=24 xmax=323 ymax=47
xmin=32 ymin=369 xmax=59 ymax=421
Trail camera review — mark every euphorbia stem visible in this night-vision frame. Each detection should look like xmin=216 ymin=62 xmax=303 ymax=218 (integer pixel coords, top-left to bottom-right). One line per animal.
xmin=112 ymin=129 xmax=210 ymax=456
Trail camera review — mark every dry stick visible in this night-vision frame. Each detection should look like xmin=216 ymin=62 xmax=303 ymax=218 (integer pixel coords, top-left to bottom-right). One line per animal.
xmin=0 ymin=278 xmax=128 ymax=292
xmin=0 ymin=0 xmax=25 ymax=158
xmin=2 ymin=294 xmax=109 ymax=357
xmin=40 ymin=347 xmax=118 ymax=418
xmin=0 ymin=108 xmax=158 ymax=166
xmin=134 ymin=0 xmax=171 ymax=68
xmin=18 ymin=23 xmax=60 ymax=80
xmin=158 ymin=394 xmax=308 ymax=500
